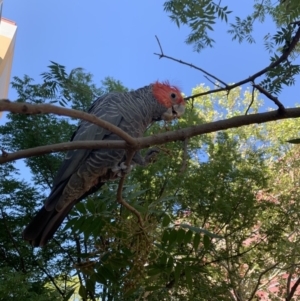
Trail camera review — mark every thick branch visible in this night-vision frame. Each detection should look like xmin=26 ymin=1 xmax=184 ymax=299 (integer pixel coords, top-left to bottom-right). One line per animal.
xmin=286 ymin=276 xmax=300 ymax=301
xmin=2 ymin=107 xmax=300 ymax=164
xmin=0 ymin=99 xmax=137 ymax=146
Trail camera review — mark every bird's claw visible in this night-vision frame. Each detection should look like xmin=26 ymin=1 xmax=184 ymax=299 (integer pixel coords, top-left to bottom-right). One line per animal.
xmin=144 ymin=148 xmax=160 ymax=165
xmin=112 ymin=162 xmax=133 ymax=177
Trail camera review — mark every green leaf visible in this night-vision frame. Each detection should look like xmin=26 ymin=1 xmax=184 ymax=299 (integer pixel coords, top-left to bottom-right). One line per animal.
xmin=184 ymin=230 xmax=193 ymax=244
xmin=78 ymin=285 xmax=87 ymax=299
xmin=174 ymin=263 xmax=182 ymax=284
xmin=145 ymin=286 xmax=163 ymax=291
xmin=162 ymin=214 xmax=171 ymax=227
xmin=193 ymin=233 xmax=201 ymax=250
xmin=180 ymin=223 xmax=221 ymax=238
xmin=98 ymin=265 xmax=117 ymax=283
xmin=185 ymin=267 xmax=193 ymax=291
xmin=92 ymin=272 xmax=107 ymax=285
xmin=147 ymin=267 xmax=163 ymax=277
xmin=63 ymin=288 xmax=76 ymax=301
xmin=166 ymin=256 xmax=174 ymax=275
xmin=203 ymin=235 xmax=211 ymax=249
xmin=176 ymin=228 xmax=186 ymax=245
xmin=86 ymin=279 xmax=95 ymax=293
xmin=169 ymin=229 xmax=178 ymax=246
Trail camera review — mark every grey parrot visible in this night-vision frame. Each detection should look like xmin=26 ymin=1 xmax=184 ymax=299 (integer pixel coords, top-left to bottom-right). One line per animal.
xmin=22 ymin=82 xmax=185 ymax=247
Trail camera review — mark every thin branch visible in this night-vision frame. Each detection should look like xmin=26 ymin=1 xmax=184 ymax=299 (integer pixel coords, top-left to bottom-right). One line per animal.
xmin=286 ymin=276 xmax=300 ymax=301
xmin=245 ymin=85 xmax=255 ymax=115
xmin=179 ymin=138 xmax=189 ymax=173
xmin=0 ymin=99 xmax=137 ymax=146
xmin=3 ymin=105 xmax=300 ymax=164
xmin=183 ymin=24 xmax=300 ymax=101
xmin=251 ymin=0 xmax=265 ymax=26
xmin=155 ymin=35 xmax=164 ymax=56
xmin=38 ymin=265 xmax=65 ymax=296
xmin=1 ymin=148 xmax=8 ymax=157
xmin=247 ymin=263 xmax=279 ymax=301
xmin=116 ymin=150 xmax=144 ymax=228
xmin=253 ymin=84 xmax=285 ymax=112
xmin=53 ymin=238 xmax=84 ymax=287
xmin=204 ymin=75 xmax=223 ymax=88
xmin=286 ymin=251 xmax=297 ymax=296
xmin=154 ymin=36 xmax=228 ymax=87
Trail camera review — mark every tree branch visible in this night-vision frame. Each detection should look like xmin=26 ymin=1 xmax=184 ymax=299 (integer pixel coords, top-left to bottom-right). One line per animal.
xmin=154 ymin=35 xmax=228 ymax=87
xmin=253 ymin=84 xmax=285 ymax=112
xmin=286 ymin=276 xmax=300 ymax=301
xmin=116 ymin=150 xmax=144 ymax=228
xmin=2 ymin=105 xmax=300 ymax=164
xmin=245 ymin=85 xmax=255 ymax=115
xmin=247 ymin=263 xmax=279 ymax=301
xmin=0 ymin=99 xmax=137 ymax=146
xmin=37 ymin=265 xmax=65 ymax=297
xmin=179 ymin=138 xmax=189 ymax=173
xmin=181 ymin=24 xmax=300 ymax=101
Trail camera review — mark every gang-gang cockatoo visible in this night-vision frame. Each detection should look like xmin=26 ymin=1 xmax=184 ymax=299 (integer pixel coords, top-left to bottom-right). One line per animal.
xmin=23 ymin=82 xmax=185 ymax=247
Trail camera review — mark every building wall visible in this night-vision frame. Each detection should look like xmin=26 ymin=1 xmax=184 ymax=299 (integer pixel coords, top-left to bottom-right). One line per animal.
xmin=0 ymin=15 xmax=17 ymax=117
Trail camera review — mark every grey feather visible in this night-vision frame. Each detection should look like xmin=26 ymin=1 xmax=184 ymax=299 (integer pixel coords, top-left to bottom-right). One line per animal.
xmin=22 ymin=84 xmax=181 ymax=247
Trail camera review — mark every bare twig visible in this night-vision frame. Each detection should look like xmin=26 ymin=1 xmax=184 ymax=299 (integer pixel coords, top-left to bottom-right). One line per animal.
xmin=245 ymin=85 xmax=256 ymax=115
xmin=116 ymin=150 xmax=144 ymax=228
xmin=179 ymin=138 xmax=189 ymax=173
xmin=155 ymin=35 xmax=164 ymax=56
xmin=1 ymin=148 xmax=8 ymax=157
xmin=0 ymin=99 xmax=137 ymax=146
xmin=204 ymin=75 xmax=223 ymax=88
xmin=253 ymin=84 xmax=286 ymax=112
xmin=38 ymin=265 xmax=65 ymax=296
xmin=2 ymin=105 xmax=300 ymax=164
xmin=154 ymin=36 xmax=228 ymax=87
xmin=247 ymin=263 xmax=279 ymax=301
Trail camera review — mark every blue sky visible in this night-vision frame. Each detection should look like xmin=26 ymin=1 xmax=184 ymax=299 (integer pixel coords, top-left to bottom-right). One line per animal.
xmin=2 ymin=0 xmax=299 ymax=111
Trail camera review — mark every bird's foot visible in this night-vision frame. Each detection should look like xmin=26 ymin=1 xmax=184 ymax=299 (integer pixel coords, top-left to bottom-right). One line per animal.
xmin=111 ymin=162 xmax=133 ymax=177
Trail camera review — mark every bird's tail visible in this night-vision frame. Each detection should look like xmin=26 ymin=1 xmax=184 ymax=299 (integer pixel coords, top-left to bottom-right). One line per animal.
xmin=22 ymin=202 xmax=74 ymax=247
xmin=23 ymin=182 xmax=105 ymax=247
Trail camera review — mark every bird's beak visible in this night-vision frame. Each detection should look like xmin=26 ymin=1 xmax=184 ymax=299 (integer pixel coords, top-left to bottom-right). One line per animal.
xmin=161 ymin=104 xmax=185 ymax=121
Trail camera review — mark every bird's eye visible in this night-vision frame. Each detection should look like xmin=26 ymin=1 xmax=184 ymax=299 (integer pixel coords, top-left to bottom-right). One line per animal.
xmin=170 ymin=93 xmax=177 ymax=99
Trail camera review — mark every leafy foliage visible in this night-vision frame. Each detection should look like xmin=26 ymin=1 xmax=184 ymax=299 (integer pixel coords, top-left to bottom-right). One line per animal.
xmin=164 ymin=0 xmax=232 ymax=51
xmin=2 ymin=62 xmax=300 ymax=300
xmin=163 ymin=0 xmax=300 ymax=95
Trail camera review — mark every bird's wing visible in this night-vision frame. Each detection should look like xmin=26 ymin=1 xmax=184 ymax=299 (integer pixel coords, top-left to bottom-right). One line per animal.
xmin=45 ymin=94 xmax=123 ymax=209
